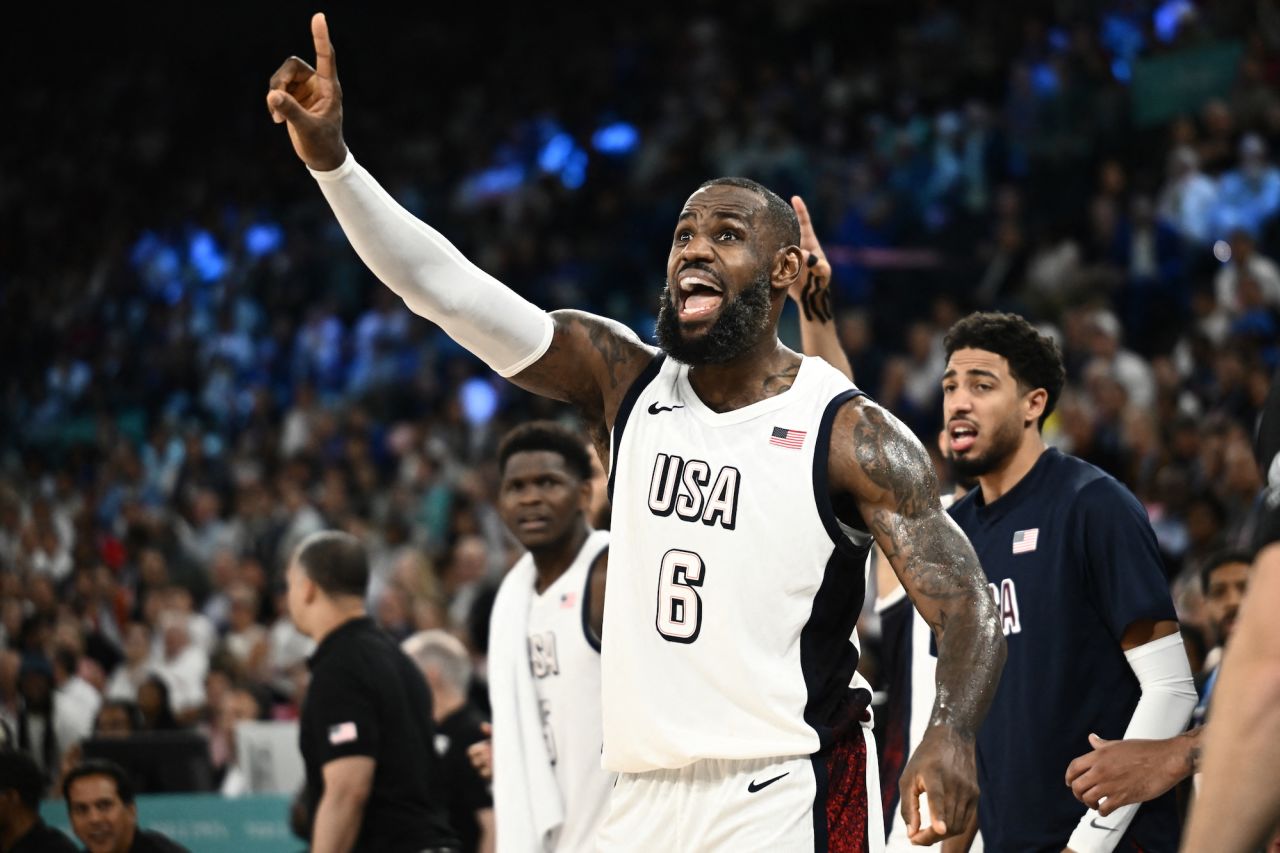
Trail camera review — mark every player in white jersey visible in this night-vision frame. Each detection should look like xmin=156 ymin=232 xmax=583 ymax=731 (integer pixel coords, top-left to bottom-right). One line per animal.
xmin=479 ymin=422 xmax=613 ymax=852
xmin=268 ymin=18 xmax=1006 ymax=848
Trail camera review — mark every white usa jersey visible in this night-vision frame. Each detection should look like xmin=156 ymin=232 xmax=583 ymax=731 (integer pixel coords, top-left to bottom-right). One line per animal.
xmin=525 ymin=529 xmax=613 ymax=852
xmin=602 ymin=354 xmax=875 ymax=773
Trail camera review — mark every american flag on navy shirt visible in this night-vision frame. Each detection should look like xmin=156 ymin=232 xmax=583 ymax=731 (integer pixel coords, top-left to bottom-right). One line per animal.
xmin=1012 ymin=528 xmax=1039 ymax=554
xmin=769 ymin=426 xmax=807 ymax=449
xmin=329 ymin=721 xmax=359 ymax=745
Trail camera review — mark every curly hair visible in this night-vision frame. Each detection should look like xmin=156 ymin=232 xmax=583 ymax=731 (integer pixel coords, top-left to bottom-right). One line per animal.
xmin=944 ymin=312 xmax=1065 ymax=429
xmin=498 ymin=421 xmax=593 ymax=482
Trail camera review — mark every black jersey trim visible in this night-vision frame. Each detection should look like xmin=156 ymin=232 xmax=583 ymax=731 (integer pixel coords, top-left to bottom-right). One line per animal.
xmin=800 ymin=547 xmax=872 ymax=749
xmin=607 ymin=353 xmax=666 ymax=503
xmin=811 ymin=752 xmax=830 ymax=853
xmin=875 ymin=594 xmax=914 ymax=835
xmin=580 ymin=544 xmax=608 ymax=653
xmin=812 ymin=389 xmax=867 ymax=558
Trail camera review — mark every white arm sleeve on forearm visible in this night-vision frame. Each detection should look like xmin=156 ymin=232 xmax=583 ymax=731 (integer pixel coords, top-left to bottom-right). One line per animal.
xmin=309 ymin=153 xmax=554 ymax=377
xmin=1066 ymin=632 xmax=1197 ymax=853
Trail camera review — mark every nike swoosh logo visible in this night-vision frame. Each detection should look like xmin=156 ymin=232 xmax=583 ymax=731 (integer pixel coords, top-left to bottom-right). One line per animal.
xmin=747 ymin=772 xmax=789 ymax=793
xmin=647 ymin=402 xmax=685 ymax=415
xmin=1090 ymin=818 xmax=1117 ymax=831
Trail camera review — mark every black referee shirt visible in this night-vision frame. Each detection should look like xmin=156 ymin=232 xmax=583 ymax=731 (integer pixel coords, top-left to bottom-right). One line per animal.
xmin=301 ymin=616 xmax=458 ymax=852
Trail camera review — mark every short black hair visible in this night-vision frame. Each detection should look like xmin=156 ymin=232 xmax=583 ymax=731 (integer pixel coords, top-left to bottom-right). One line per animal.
xmin=0 ymin=748 xmax=45 ymax=810
xmin=294 ymin=531 xmax=369 ymax=599
xmin=697 ymin=177 xmax=800 ymax=253
xmin=1200 ymin=549 xmax=1254 ymax=594
xmin=944 ymin=312 xmax=1066 ymax=428
xmin=94 ymin=699 xmax=144 ymax=734
xmin=62 ymin=759 xmax=135 ymax=806
xmin=498 ymin=421 xmax=593 ymax=482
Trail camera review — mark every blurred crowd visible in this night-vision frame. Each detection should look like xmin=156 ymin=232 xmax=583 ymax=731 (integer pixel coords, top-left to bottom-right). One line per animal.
xmin=3 ymin=0 xmax=1280 ymax=798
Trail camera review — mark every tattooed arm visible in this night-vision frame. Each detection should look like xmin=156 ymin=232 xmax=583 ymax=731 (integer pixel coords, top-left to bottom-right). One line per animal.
xmin=513 ymin=310 xmax=657 ymax=427
xmin=829 ymin=396 xmax=1005 ymax=845
xmin=788 ymin=196 xmax=852 ymax=381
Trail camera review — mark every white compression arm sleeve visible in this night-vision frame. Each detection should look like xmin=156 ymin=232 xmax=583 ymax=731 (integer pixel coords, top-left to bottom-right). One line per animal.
xmin=309 ymin=153 xmax=554 ymax=377
xmin=1066 ymin=632 xmax=1197 ymax=853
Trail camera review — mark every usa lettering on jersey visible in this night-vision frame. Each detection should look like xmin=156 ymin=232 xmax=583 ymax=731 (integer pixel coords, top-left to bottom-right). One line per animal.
xmin=988 ymin=579 xmax=1022 ymax=636
xmin=528 ymin=631 xmax=560 ymax=677
xmin=646 ymin=453 xmax=741 ymax=529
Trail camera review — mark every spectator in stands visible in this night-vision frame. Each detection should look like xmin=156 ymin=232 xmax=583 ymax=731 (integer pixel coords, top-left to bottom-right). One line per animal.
xmin=51 ymin=648 xmax=99 ymax=759
xmin=1213 ymin=133 xmax=1280 ymax=239
xmin=133 ymin=677 xmax=177 ymax=733
xmin=264 ymin=586 xmax=313 ymax=702
xmin=208 ymin=685 xmax=266 ymax=797
xmin=14 ymin=656 xmax=59 ymax=778
xmin=1085 ymin=309 xmax=1156 ymax=410
xmin=219 ymin=585 xmax=267 ymax=682
xmin=149 ymin=611 xmax=205 ymax=723
xmin=104 ymin=624 xmax=151 ymax=704
xmin=403 ymin=630 xmax=494 ymax=853
xmin=1157 ymin=145 xmax=1218 ymax=246
xmin=0 ymin=749 xmax=77 ymax=852
xmin=63 ymin=759 xmax=189 ymax=852
xmin=1215 ymin=228 xmax=1280 ymax=318
xmin=92 ymin=702 xmax=141 ymax=740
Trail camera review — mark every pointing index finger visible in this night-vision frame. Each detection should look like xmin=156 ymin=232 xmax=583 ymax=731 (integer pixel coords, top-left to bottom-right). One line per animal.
xmin=791 ymin=195 xmax=815 ymax=237
xmin=312 ymin=12 xmax=337 ymax=80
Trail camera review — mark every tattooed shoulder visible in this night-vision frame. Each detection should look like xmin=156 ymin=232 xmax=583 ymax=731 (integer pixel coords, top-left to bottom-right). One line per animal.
xmin=837 ymin=397 xmax=940 ymax=516
xmin=512 ymin=309 xmax=655 ymax=418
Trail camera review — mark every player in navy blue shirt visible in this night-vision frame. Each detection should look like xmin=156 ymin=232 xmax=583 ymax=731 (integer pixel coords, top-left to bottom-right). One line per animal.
xmin=940 ymin=313 xmax=1196 ymax=853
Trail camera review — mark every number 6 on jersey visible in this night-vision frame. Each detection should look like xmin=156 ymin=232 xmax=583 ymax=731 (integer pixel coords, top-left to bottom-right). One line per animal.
xmin=656 ymin=549 xmax=705 ymax=643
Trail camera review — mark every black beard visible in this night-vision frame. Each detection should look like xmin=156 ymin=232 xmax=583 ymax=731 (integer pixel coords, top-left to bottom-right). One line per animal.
xmin=950 ymin=418 xmax=1023 ymax=480
xmin=655 ymin=271 xmax=773 ymax=365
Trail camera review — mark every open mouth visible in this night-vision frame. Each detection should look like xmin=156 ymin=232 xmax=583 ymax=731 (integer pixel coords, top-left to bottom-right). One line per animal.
xmin=677 ymin=270 xmax=724 ymax=321
xmin=948 ymin=421 xmax=978 ymax=453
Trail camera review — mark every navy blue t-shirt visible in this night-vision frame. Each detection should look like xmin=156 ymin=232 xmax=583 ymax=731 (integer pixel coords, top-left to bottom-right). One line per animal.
xmin=948 ymin=448 xmax=1179 ymax=853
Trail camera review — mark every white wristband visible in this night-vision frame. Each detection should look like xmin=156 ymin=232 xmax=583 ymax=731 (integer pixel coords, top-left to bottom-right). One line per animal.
xmin=1068 ymin=632 xmax=1196 ymax=852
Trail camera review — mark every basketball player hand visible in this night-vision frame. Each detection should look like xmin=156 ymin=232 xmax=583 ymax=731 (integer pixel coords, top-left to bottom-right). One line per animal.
xmin=266 ymin=13 xmax=348 ymax=171
xmin=467 ymin=722 xmax=493 ymax=781
xmin=788 ymin=196 xmax=834 ymax=322
xmin=1064 ymin=733 xmax=1186 ymax=816
xmin=900 ymin=725 xmax=978 ymax=845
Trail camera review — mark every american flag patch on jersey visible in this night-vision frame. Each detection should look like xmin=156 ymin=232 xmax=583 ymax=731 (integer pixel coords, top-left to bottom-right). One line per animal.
xmin=329 ymin=722 xmax=358 ymax=745
xmin=769 ymin=426 xmax=807 ymax=449
xmin=1012 ymin=528 xmax=1039 ymax=554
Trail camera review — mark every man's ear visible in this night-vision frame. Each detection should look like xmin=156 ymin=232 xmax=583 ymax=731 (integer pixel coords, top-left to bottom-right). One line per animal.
xmin=302 ymin=575 xmax=319 ymax=606
xmin=772 ymin=245 xmax=804 ymax=294
xmin=578 ymin=479 xmax=593 ymax=513
xmin=1024 ymin=387 xmax=1049 ymax=427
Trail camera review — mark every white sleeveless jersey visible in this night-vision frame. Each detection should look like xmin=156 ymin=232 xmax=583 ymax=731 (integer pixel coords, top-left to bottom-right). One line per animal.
xmin=525 ymin=529 xmax=613 ymax=852
xmin=602 ymin=354 xmax=875 ymax=773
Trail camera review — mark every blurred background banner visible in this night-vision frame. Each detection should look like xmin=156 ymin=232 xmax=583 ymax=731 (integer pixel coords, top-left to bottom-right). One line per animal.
xmin=235 ymin=720 xmax=304 ymax=794
xmin=1132 ymin=40 xmax=1244 ymax=126
xmin=40 ymin=793 xmax=296 ymax=852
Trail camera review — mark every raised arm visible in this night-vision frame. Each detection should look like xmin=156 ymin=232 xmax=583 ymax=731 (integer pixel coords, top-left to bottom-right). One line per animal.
xmin=788 ymin=196 xmax=853 ymax=381
xmin=266 ymin=14 xmax=654 ymax=425
xmin=829 ymin=396 xmax=1004 ymax=845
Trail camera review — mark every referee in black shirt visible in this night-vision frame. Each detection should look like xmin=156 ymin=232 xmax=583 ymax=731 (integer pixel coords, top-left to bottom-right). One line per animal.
xmin=287 ymin=530 xmax=458 ymax=853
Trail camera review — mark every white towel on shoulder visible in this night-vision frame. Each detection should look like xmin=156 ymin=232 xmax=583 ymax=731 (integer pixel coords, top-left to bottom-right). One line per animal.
xmin=489 ymin=554 xmax=564 ymax=853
